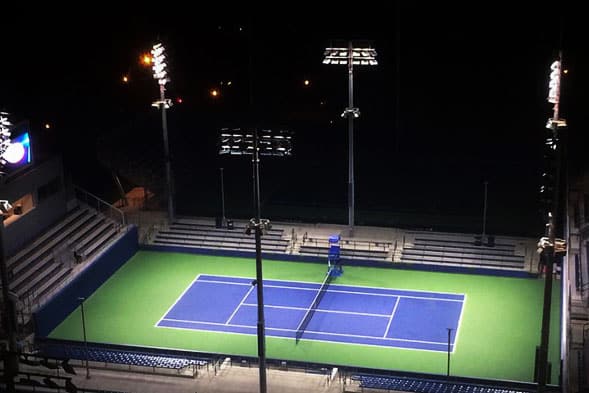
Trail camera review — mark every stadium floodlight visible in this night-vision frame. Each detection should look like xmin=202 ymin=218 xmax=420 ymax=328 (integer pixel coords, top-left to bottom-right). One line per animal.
xmin=151 ymin=43 xmax=169 ymax=85
xmin=146 ymin=43 xmax=174 ymax=222
xmin=536 ymin=52 xmax=567 ymax=393
xmin=322 ymin=47 xmax=378 ymax=65
xmin=218 ymin=127 xmax=292 ymax=393
xmin=0 ymin=112 xmax=12 ymax=167
xmin=219 ymin=129 xmax=292 ymax=157
xmin=323 ymin=41 xmax=377 ymax=237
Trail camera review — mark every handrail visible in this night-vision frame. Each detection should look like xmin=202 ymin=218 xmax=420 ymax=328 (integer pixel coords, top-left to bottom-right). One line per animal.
xmin=74 ymin=185 xmax=126 ymax=226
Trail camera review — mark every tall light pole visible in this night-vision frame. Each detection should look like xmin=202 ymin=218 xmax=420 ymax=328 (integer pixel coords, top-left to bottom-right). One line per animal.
xmin=220 ymin=168 xmax=226 ymax=227
xmin=536 ymin=52 xmax=567 ymax=393
xmin=446 ymin=328 xmax=452 ymax=377
xmin=482 ymin=181 xmax=488 ymax=238
xmin=219 ymin=128 xmax=292 ymax=393
xmin=77 ymin=297 xmax=90 ymax=379
xmin=148 ymin=43 xmax=174 ymax=223
xmin=323 ymin=43 xmax=377 ymax=237
xmin=0 ymin=112 xmax=17 ymax=393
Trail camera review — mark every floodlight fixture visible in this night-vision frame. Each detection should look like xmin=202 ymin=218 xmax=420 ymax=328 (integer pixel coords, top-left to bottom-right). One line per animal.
xmin=151 ymin=99 xmax=172 ymax=109
xmin=0 ymin=112 xmax=12 ymax=166
xmin=322 ymin=47 xmax=378 ymax=66
xmin=323 ymin=41 xmax=378 ymax=236
xmin=219 ymin=128 xmax=292 ymax=157
xmin=151 ymin=43 xmax=169 ymax=85
xmin=545 ymin=118 xmax=566 ymax=130
xmin=341 ymin=108 xmax=360 ymax=118
xmin=246 ymin=218 xmax=272 ymax=236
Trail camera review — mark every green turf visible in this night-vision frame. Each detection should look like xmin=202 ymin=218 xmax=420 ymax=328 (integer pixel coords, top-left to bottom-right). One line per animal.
xmin=49 ymin=250 xmax=561 ymax=383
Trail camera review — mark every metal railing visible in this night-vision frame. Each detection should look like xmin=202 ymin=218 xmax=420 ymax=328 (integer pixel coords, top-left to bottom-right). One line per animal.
xmin=74 ymin=185 xmax=126 ymax=227
xmin=124 ymin=211 xmax=168 ymax=244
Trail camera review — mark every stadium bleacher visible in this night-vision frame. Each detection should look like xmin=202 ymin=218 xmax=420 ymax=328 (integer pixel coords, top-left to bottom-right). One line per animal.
xmin=4 ymin=204 xmax=124 ymax=309
xmin=400 ymin=231 xmax=530 ymax=270
xmin=37 ymin=341 xmax=208 ymax=372
xmin=6 ymin=370 xmax=129 ymax=393
xmin=298 ymin=244 xmax=389 ymax=260
xmin=150 ymin=219 xmax=289 ymax=253
xmin=145 ymin=220 xmax=536 ymax=270
xmin=350 ymin=374 xmax=536 ymax=393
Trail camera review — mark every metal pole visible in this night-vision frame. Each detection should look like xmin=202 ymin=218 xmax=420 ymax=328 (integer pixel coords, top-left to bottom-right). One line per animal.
xmin=220 ymin=168 xmax=226 ymax=226
xmin=252 ymin=130 xmax=267 ymax=393
xmin=0 ymin=221 xmax=17 ymax=393
xmin=78 ymin=297 xmax=90 ymax=379
xmin=537 ymin=125 xmax=562 ymax=392
xmin=538 ymin=51 xmax=564 ymax=393
xmin=482 ymin=181 xmax=488 ymax=238
xmin=347 ymin=41 xmax=355 ymax=238
xmin=447 ymin=328 xmax=452 ymax=377
xmin=160 ymin=84 xmax=174 ymax=223
xmin=537 ymin=218 xmax=556 ymax=391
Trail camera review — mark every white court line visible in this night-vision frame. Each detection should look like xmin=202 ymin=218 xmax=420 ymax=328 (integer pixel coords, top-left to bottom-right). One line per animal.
xmin=198 ymin=278 xmax=464 ymax=302
xmin=156 ymin=324 xmax=451 ymax=354
xmin=241 ymin=302 xmax=390 ymax=317
xmin=450 ymin=294 xmax=467 ymax=353
xmin=225 ymin=284 xmax=255 ymax=325
xmin=326 ymin=289 xmax=464 ymax=303
xmin=383 ymin=297 xmax=401 ymax=338
xmin=154 ymin=274 xmax=201 ymax=327
xmin=198 ymin=273 xmax=465 ymax=297
xmin=160 ymin=274 xmax=466 ymax=349
xmin=196 ymin=279 xmax=252 ymax=287
xmin=159 ymin=317 xmax=450 ymax=346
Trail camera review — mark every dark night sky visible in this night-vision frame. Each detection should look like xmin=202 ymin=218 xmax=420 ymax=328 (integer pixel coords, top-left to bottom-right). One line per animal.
xmin=1 ymin=4 xmax=587 ymax=236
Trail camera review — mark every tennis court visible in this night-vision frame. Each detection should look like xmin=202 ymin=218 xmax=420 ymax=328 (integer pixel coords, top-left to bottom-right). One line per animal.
xmin=156 ymin=274 xmax=465 ymax=352
xmin=48 ymin=251 xmax=560 ymax=382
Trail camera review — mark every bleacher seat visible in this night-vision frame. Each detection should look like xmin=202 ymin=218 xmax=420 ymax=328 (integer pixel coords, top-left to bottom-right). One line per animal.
xmin=351 ymin=374 xmax=533 ymax=393
xmin=38 ymin=342 xmax=208 ymax=371
xmin=298 ymin=241 xmax=390 ymax=261
xmin=4 ymin=204 xmax=123 ymax=306
xmin=151 ymin=219 xmax=289 ymax=253
xmin=400 ymin=233 xmax=526 ymax=270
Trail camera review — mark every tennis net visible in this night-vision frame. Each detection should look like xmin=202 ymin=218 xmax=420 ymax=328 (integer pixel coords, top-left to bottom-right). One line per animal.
xmin=295 ymin=268 xmax=335 ymax=343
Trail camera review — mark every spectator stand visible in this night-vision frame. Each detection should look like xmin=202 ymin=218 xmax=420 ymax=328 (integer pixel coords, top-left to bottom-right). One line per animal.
xmin=341 ymin=372 xmax=547 ymax=393
xmin=149 ymin=217 xmax=289 ymax=254
xmin=399 ymin=230 xmax=534 ymax=271
xmin=35 ymin=340 xmax=211 ymax=379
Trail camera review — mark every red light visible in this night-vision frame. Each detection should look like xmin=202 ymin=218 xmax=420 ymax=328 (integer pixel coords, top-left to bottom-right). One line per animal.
xmin=176 ymin=97 xmax=183 ymax=104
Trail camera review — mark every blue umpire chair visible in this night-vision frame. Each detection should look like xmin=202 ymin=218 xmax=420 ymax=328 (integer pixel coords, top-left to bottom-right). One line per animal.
xmin=328 ymin=234 xmax=343 ymax=276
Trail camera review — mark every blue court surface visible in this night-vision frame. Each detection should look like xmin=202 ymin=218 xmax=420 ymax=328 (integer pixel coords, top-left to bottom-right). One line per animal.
xmin=156 ymin=275 xmax=466 ymax=352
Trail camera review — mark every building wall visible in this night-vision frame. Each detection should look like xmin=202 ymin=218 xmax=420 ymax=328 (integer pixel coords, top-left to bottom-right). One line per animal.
xmin=2 ymin=155 xmax=70 ymax=257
